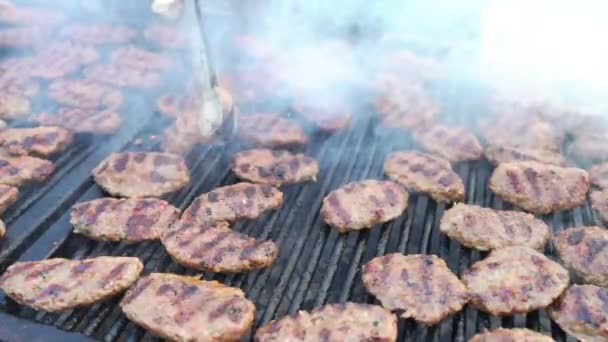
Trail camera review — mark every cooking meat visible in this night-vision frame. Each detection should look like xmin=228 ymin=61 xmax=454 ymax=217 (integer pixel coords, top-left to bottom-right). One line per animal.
xmin=156 ymin=92 xmax=195 ymax=118
xmin=120 ymin=273 xmax=255 ymax=342
xmin=0 ymin=256 xmax=142 ymax=312
xmin=161 ymin=220 xmax=278 ymax=273
xmin=110 ymin=46 xmax=174 ymax=71
xmin=0 ymin=184 xmax=18 ymax=215
xmin=291 ymin=98 xmax=351 ymax=132
xmin=0 ymin=27 xmax=46 ymax=48
xmin=238 ymin=114 xmax=309 ymax=148
xmin=375 ymin=86 xmax=438 ymax=131
xmin=181 ymin=182 xmax=283 ymax=224
xmin=232 ymin=149 xmax=319 ymax=185
xmin=588 ymin=162 xmax=608 ymax=189
xmin=83 ymin=63 xmax=161 ymax=89
xmin=321 ymin=179 xmax=408 ymax=232
xmin=0 ymin=126 xmax=73 ymax=157
xmin=462 ymin=246 xmax=569 ymax=315
xmin=591 ymin=189 xmax=608 ymax=223
xmin=362 ymin=253 xmax=468 ymax=325
xmin=414 ymin=124 xmax=483 ymax=162
xmin=469 ymin=328 xmax=555 ymax=342
xmin=48 ymin=78 xmax=123 ymax=110
xmin=33 ymin=107 xmax=122 ymax=134
xmin=480 ymin=116 xmax=563 ymax=152
xmin=0 ymin=5 xmax=66 ymax=26
xmin=554 ymin=226 xmax=608 ymax=287
xmin=60 ymin=24 xmax=137 ymax=44
xmin=548 ymin=284 xmax=608 ymax=342
xmin=567 ymin=134 xmax=608 ymax=164
xmin=0 ymin=93 xmax=29 ymax=120
xmin=488 ymin=161 xmax=589 ymax=214
xmin=161 ymin=111 xmax=204 ymax=154
xmin=484 ymin=144 xmax=567 ymax=166
xmin=0 ymin=154 xmax=54 ymax=186
xmin=31 ymin=42 xmax=99 ymax=79
xmin=440 ymin=203 xmax=551 ymax=251
xmin=92 ymin=152 xmax=190 ymax=198
xmin=0 ymin=73 xmax=39 ymax=97
xmin=143 ymin=24 xmax=189 ymax=49
xmin=255 ymin=302 xmax=397 ymax=342
xmin=71 ymin=197 xmax=179 ymax=243
xmin=384 ymin=151 xmax=464 ymax=202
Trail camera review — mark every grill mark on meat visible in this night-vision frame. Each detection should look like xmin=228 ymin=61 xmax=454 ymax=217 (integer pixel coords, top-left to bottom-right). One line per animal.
xmin=179 ymin=285 xmax=198 ymax=300
xmin=568 ymin=229 xmax=585 ymax=245
xmin=125 ymin=214 xmax=156 ymax=239
xmin=384 ymin=187 xmax=398 ymax=206
xmin=133 ymin=154 xmax=145 ymax=163
xmin=1 ymin=263 xmax=36 ymax=281
xmin=100 ymin=263 xmax=128 ymax=287
xmin=506 ymin=170 xmax=523 ymax=193
xmin=258 ymin=167 xmax=271 ymax=178
xmin=327 ymin=194 xmax=351 ymax=225
xmin=156 ymin=284 xmax=175 ymax=296
xmin=319 ymin=328 xmax=332 ymax=341
xmin=209 ymin=298 xmax=240 ymax=322
xmin=33 ymin=164 xmax=54 ymax=179
xmin=524 ymin=167 xmax=541 ymax=199
xmin=207 ymin=192 xmax=218 ymax=202
xmin=153 ymin=154 xmax=175 ymax=166
xmin=187 ymin=199 xmax=201 ymax=217
xmin=587 ymin=239 xmax=608 ymax=264
xmin=121 ymin=277 xmax=152 ymax=305
xmin=244 ymin=186 xmax=256 ymax=198
xmin=35 ymin=284 xmax=68 ymax=301
xmin=261 ymin=185 xmax=274 ymax=198
xmin=88 ymin=199 xmax=113 ymax=224
xmin=71 ymin=261 xmax=94 ymax=275
xmin=191 ymin=231 xmax=231 ymax=258
xmin=113 ymin=153 xmax=129 ymax=172
xmin=150 ymin=170 xmax=168 ymax=183
xmin=288 ymin=158 xmax=300 ymax=173
xmin=26 ymin=263 xmax=62 ymax=280
xmin=438 ymin=175 xmax=453 ymax=187
xmin=239 ymin=163 xmax=250 ymax=173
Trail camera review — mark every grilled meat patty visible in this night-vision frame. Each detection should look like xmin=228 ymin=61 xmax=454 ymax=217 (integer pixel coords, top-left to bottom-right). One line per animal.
xmin=0 ymin=73 xmax=39 ymax=96
xmin=554 ymin=226 xmax=608 ymax=287
xmin=48 ymin=78 xmax=123 ymax=110
xmin=440 ymin=203 xmax=551 ymax=251
xmin=469 ymin=328 xmax=555 ymax=342
xmin=0 ymin=93 xmax=29 ymax=120
xmin=71 ymin=198 xmax=179 ymax=243
xmin=161 ymin=220 xmax=278 ymax=273
xmin=0 ymin=154 xmax=54 ymax=186
xmin=92 ymin=152 xmax=189 ymax=198
xmin=548 ymin=284 xmax=608 ymax=342
xmin=484 ymin=144 xmax=567 ymax=166
xmin=591 ymin=189 xmax=608 ymax=223
xmin=0 ymin=256 xmax=142 ymax=312
xmin=362 ymin=253 xmax=468 ymax=325
xmin=414 ymin=124 xmax=483 ymax=162
xmin=481 ymin=117 xmax=564 ymax=153
xmin=60 ymin=24 xmax=137 ymax=45
xmin=255 ymin=302 xmax=397 ymax=342
xmin=0 ymin=126 xmax=73 ymax=157
xmin=374 ymin=86 xmax=438 ymax=131
xmin=182 ymin=182 xmax=283 ymax=224
xmin=384 ymin=151 xmax=464 ymax=202
xmin=83 ymin=63 xmax=161 ymax=89
xmin=0 ymin=184 xmax=18 ymax=215
xmin=232 ymin=149 xmax=319 ymax=185
xmin=110 ymin=46 xmax=174 ymax=71
xmin=143 ymin=25 xmax=189 ymax=50
xmin=462 ymin=246 xmax=569 ymax=315
xmin=238 ymin=114 xmax=309 ymax=148
xmin=34 ymin=107 xmax=122 ymax=134
xmin=321 ymin=180 xmax=408 ymax=232
xmin=31 ymin=42 xmax=99 ymax=79
xmin=568 ymin=134 xmax=608 ymax=164
xmin=588 ymin=162 xmax=608 ymax=190
xmin=488 ymin=161 xmax=589 ymax=214
xmin=120 ymin=273 xmax=255 ymax=342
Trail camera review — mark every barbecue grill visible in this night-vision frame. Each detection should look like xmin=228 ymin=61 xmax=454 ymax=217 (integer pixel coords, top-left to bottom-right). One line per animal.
xmin=0 ymin=1 xmax=600 ymax=341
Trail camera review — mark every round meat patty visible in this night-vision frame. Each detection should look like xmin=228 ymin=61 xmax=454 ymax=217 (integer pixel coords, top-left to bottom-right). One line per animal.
xmin=0 ymin=126 xmax=73 ymax=157
xmin=469 ymin=328 xmax=555 ymax=342
xmin=48 ymin=78 xmax=123 ymax=110
xmin=110 ymin=46 xmax=174 ymax=71
xmin=232 ymin=149 xmax=319 ymax=185
xmin=321 ymin=180 xmax=408 ymax=232
xmin=32 ymin=41 xmax=99 ymax=79
xmin=440 ymin=203 xmax=551 ymax=251
xmin=413 ymin=124 xmax=483 ymax=163
xmin=554 ymin=226 xmax=608 ymax=287
xmin=34 ymin=107 xmax=122 ymax=135
xmin=238 ymin=114 xmax=309 ymax=148
xmin=0 ymin=73 xmax=39 ymax=97
xmin=462 ymin=246 xmax=569 ymax=315
xmin=92 ymin=152 xmax=190 ymax=198
xmin=549 ymin=284 xmax=608 ymax=342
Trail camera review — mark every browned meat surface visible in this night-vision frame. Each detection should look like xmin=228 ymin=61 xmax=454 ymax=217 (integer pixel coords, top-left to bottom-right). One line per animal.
xmin=589 ymin=162 xmax=608 ymax=189
xmin=33 ymin=107 xmax=122 ymax=134
xmin=120 ymin=273 xmax=255 ymax=342
xmin=83 ymin=63 xmax=161 ymax=89
xmin=255 ymin=302 xmax=397 ymax=342
xmin=321 ymin=180 xmax=408 ymax=232
xmin=0 ymin=184 xmax=18 ymax=215
xmin=548 ymin=284 xmax=608 ymax=342
xmin=0 ymin=256 xmax=142 ymax=312
xmin=440 ymin=203 xmax=551 ymax=251
xmin=414 ymin=124 xmax=483 ymax=162
xmin=0 ymin=73 xmax=39 ymax=96
xmin=143 ymin=25 xmax=189 ymax=49
xmin=469 ymin=328 xmax=555 ymax=342
xmin=182 ymin=182 xmax=283 ymax=224
xmin=161 ymin=220 xmax=278 ymax=273
xmin=0 ymin=154 xmax=54 ymax=186
xmin=92 ymin=152 xmax=189 ymax=198
xmin=71 ymin=198 xmax=179 ymax=243
xmin=554 ymin=226 xmax=608 ymax=287
xmin=484 ymin=144 xmax=567 ymax=166
xmin=0 ymin=27 xmax=46 ymax=48
xmin=0 ymin=92 xmax=29 ymax=120
xmin=0 ymin=6 xmax=65 ymax=26
xmin=375 ymin=87 xmax=438 ymax=131
xmin=0 ymin=126 xmax=73 ymax=157
xmin=362 ymin=254 xmax=468 ymax=325
xmin=238 ymin=114 xmax=309 ymax=148
xmin=462 ymin=246 xmax=569 ymax=315
xmin=568 ymin=134 xmax=608 ymax=164
xmin=384 ymin=151 xmax=464 ymax=202
xmin=60 ymin=24 xmax=137 ymax=44
xmin=489 ymin=161 xmax=589 ymax=214
xmin=48 ymin=78 xmax=123 ymax=110
xmin=110 ymin=46 xmax=174 ymax=71
xmin=481 ymin=116 xmax=564 ymax=152
xmin=591 ymin=189 xmax=608 ymax=223
xmin=30 ymin=42 xmax=99 ymax=79
xmin=232 ymin=149 xmax=318 ymax=185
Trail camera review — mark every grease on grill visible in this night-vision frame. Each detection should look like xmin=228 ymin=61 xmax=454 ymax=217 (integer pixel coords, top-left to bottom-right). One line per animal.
xmin=232 ymin=149 xmax=319 ymax=185
xmin=238 ymin=114 xmax=309 ymax=148
xmin=554 ymin=226 xmax=608 ymax=287
xmin=0 ymin=126 xmax=73 ymax=157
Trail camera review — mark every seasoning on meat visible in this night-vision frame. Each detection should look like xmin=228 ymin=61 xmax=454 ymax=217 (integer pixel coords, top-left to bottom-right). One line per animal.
xmin=232 ymin=149 xmax=319 ymax=185
xmin=413 ymin=124 xmax=483 ymax=162
xmin=110 ymin=46 xmax=174 ymax=71
xmin=554 ymin=226 xmax=608 ymax=287
xmin=161 ymin=220 xmax=278 ymax=273
xmin=181 ymin=182 xmax=283 ymax=224
xmin=120 ymin=273 xmax=255 ymax=342
xmin=92 ymin=152 xmax=189 ymax=198
xmin=440 ymin=203 xmax=551 ymax=251
xmin=71 ymin=198 xmax=179 ymax=243
xmin=255 ymin=302 xmax=397 ymax=342
xmin=484 ymin=144 xmax=567 ymax=166
xmin=384 ymin=151 xmax=464 ymax=202
xmin=60 ymin=24 xmax=137 ymax=45
xmin=83 ymin=63 xmax=161 ymax=89
xmin=238 ymin=114 xmax=309 ymax=148
xmin=469 ymin=328 xmax=555 ymax=342
xmin=0 ymin=126 xmax=73 ymax=157
xmin=0 ymin=256 xmax=142 ymax=312
xmin=362 ymin=253 xmax=467 ymax=325
xmin=33 ymin=107 xmax=121 ymax=135
xmin=48 ymin=78 xmax=123 ymax=110
xmin=488 ymin=161 xmax=589 ymax=214
xmin=0 ymin=184 xmax=18 ymax=215
xmin=462 ymin=246 xmax=569 ymax=315
xmin=0 ymin=154 xmax=54 ymax=186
